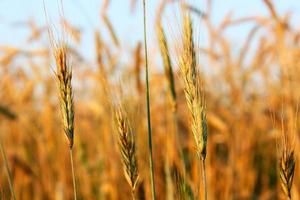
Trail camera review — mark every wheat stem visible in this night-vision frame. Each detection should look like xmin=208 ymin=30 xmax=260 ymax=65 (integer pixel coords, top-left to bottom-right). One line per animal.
xmin=69 ymin=148 xmax=77 ymax=200
xmin=0 ymin=141 xmax=16 ymax=200
xmin=196 ymin=155 xmax=201 ymax=199
xmin=196 ymin=154 xmax=207 ymax=200
xmin=142 ymin=0 xmax=156 ymax=199
xmin=201 ymin=156 xmax=207 ymax=200
xmin=131 ymin=190 xmax=136 ymax=200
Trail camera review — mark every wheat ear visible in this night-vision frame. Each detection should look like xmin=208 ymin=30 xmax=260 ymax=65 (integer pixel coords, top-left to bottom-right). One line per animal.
xmin=179 ymin=13 xmax=208 ymax=200
xmin=54 ymin=45 xmax=77 ymax=200
xmin=156 ymin=22 xmax=187 ymax=179
xmin=115 ymin=108 xmax=139 ymax=199
xmin=156 ymin=22 xmax=177 ymax=111
xmin=279 ymin=148 xmax=295 ymax=200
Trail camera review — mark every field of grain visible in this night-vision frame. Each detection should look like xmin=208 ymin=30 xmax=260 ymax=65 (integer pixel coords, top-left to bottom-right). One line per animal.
xmin=0 ymin=0 xmax=299 ymax=199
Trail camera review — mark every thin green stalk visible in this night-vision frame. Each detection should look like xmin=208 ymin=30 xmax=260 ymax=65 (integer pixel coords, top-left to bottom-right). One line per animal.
xmin=0 ymin=141 xmax=16 ymax=200
xmin=69 ymin=148 xmax=77 ymax=200
xmin=142 ymin=0 xmax=156 ymax=199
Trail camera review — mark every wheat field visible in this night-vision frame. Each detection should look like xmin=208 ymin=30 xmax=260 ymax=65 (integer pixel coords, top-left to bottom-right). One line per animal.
xmin=0 ymin=0 xmax=299 ymax=199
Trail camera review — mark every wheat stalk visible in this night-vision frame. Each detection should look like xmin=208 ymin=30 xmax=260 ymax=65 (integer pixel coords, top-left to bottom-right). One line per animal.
xmin=0 ymin=140 xmax=16 ymax=200
xmin=179 ymin=12 xmax=208 ymax=200
xmin=54 ymin=45 xmax=75 ymax=149
xmin=115 ymin=107 xmax=139 ymax=199
xmin=53 ymin=44 xmax=77 ymax=200
xmin=142 ymin=0 xmax=156 ymax=199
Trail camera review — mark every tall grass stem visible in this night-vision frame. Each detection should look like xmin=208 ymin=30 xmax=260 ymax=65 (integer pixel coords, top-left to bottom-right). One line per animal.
xmin=142 ymin=0 xmax=156 ymax=199
xmin=70 ymin=148 xmax=77 ymax=200
xmin=0 ymin=141 xmax=16 ymax=200
xmin=201 ymin=156 xmax=207 ymax=200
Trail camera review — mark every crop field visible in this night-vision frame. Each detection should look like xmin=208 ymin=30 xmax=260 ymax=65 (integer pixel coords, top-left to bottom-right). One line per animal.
xmin=0 ymin=0 xmax=299 ymax=199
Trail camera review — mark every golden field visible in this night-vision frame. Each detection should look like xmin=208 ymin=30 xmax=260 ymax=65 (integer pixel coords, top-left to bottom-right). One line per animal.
xmin=0 ymin=0 xmax=299 ymax=199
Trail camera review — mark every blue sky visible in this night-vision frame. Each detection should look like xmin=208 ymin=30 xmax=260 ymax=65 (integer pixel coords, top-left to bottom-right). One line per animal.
xmin=0 ymin=0 xmax=300 ymax=60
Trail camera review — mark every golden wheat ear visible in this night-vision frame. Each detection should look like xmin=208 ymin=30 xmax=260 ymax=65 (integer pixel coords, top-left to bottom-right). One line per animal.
xmin=279 ymin=148 xmax=295 ymax=199
xmin=115 ymin=107 xmax=139 ymax=199
xmin=156 ymin=22 xmax=177 ymax=111
xmin=54 ymin=45 xmax=75 ymax=148
xmin=179 ymin=13 xmax=207 ymax=159
xmin=179 ymin=11 xmax=208 ymax=200
xmin=52 ymin=42 xmax=77 ymax=199
xmin=277 ymin=112 xmax=296 ymax=200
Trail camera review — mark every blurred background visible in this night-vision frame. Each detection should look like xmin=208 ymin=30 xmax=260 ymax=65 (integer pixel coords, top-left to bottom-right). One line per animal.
xmin=0 ymin=0 xmax=300 ymax=199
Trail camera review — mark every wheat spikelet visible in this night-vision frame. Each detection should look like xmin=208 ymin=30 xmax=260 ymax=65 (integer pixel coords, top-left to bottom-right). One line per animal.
xmin=54 ymin=45 xmax=74 ymax=149
xmin=279 ymin=148 xmax=295 ymax=199
xmin=115 ymin=107 xmax=139 ymax=197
